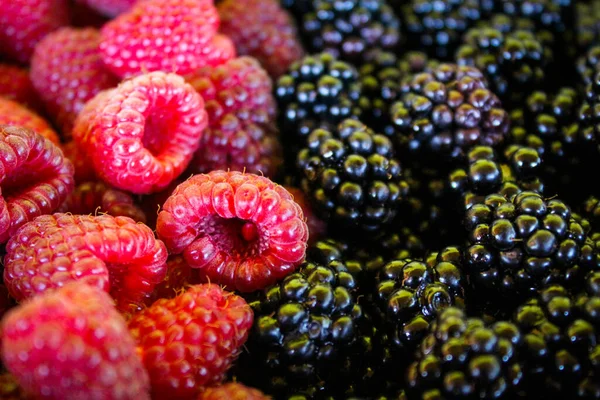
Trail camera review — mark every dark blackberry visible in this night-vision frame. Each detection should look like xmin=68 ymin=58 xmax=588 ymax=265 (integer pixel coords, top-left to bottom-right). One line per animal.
xmin=577 ymin=45 xmax=600 ymax=86
xmin=463 ymin=190 xmax=599 ymax=309
xmin=406 ymin=307 xmax=525 ymax=399
xmin=297 ymin=118 xmax=409 ymax=234
xmin=301 ymin=0 xmax=401 ymax=65
xmin=389 ymin=63 xmax=510 ymax=167
xmin=495 ymin=0 xmax=573 ymax=35
xmin=456 ymin=27 xmax=553 ymax=106
xmin=514 ymin=281 xmax=600 ymax=397
xmin=577 ymin=70 xmax=600 ymax=157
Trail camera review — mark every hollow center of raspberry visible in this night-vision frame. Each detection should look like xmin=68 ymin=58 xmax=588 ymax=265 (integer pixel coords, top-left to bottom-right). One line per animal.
xmin=200 ymin=217 xmax=265 ymax=258
xmin=143 ymin=110 xmax=175 ymax=156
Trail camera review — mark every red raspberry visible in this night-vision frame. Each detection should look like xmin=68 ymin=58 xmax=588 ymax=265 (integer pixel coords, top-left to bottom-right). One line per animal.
xmin=218 ymin=0 xmax=304 ymax=78
xmin=186 ymin=57 xmax=282 ymax=178
xmin=99 ymin=0 xmax=222 ymax=78
xmin=62 ymin=141 xmax=97 ymax=183
xmin=73 ymin=71 xmax=208 ymax=194
xmin=3 ymin=213 xmax=168 ymax=313
xmin=128 ymin=284 xmax=253 ymax=398
xmin=0 ymin=64 xmax=43 ymax=112
xmin=75 ymin=0 xmax=136 ymax=18
xmin=0 ymin=125 xmax=73 ymax=244
xmin=30 ymin=27 xmax=119 ymax=138
xmin=0 ymin=0 xmax=69 ymax=64
xmin=1 ymin=282 xmax=151 ymax=400
xmin=58 ymin=181 xmax=146 ymax=223
xmin=198 ymin=383 xmax=270 ymax=400
xmin=284 ymin=185 xmax=327 ymax=246
xmin=0 ymin=98 xmax=60 ymax=145
xmin=156 ymin=171 xmax=308 ymax=292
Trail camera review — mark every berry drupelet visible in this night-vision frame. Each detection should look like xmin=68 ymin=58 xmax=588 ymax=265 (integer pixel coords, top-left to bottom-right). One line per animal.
xmin=297 ymin=118 xmax=409 ymax=235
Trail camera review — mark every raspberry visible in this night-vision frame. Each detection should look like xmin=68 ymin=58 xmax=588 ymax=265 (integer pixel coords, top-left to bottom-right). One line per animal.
xmin=1 ymin=282 xmax=150 ymax=399
xmin=58 ymin=181 xmax=147 ymax=223
xmin=75 ymin=0 xmax=136 ymax=18
xmin=284 ymin=185 xmax=327 ymax=245
xmin=3 ymin=213 xmax=168 ymax=313
xmin=128 ymin=284 xmax=253 ymax=398
xmin=62 ymin=141 xmax=97 ymax=183
xmin=99 ymin=0 xmax=222 ymax=78
xmin=30 ymin=27 xmax=119 ymax=138
xmin=0 ymin=98 xmax=60 ymax=145
xmin=0 ymin=64 xmax=43 ymax=112
xmin=72 ymin=71 xmax=208 ymax=194
xmin=198 ymin=383 xmax=270 ymax=400
xmin=186 ymin=57 xmax=282 ymax=178
xmin=218 ymin=0 xmax=305 ymax=78
xmin=0 ymin=0 xmax=69 ymax=64
xmin=156 ymin=171 xmax=308 ymax=292
xmin=0 ymin=125 xmax=73 ymax=244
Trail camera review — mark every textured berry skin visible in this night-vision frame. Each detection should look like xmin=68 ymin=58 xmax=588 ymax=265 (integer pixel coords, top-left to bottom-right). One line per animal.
xmin=0 ymin=64 xmax=42 ymax=112
xmin=73 ymin=72 xmax=208 ymax=194
xmin=3 ymin=213 xmax=168 ymax=313
xmin=156 ymin=171 xmax=308 ymax=292
xmin=198 ymin=383 xmax=271 ymax=400
xmin=218 ymin=0 xmax=305 ymax=78
xmin=62 ymin=141 xmax=97 ymax=183
xmin=30 ymin=27 xmax=119 ymax=138
xmin=0 ymin=0 xmax=69 ymax=64
xmin=75 ymin=0 xmax=136 ymax=18
xmin=1 ymin=282 xmax=151 ymax=400
xmin=58 ymin=181 xmax=146 ymax=223
xmin=0 ymin=125 xmax=73 ymax=244
xmin=0 ymin=97 xmax=60 ymax=145
xmin=186 ymin=57 xmax=282 ymax=178
xmin=128 ymin=284 xmax=253 ymax=399
xmin=284 ymin=186 xmax=327 ymax=246
xmin=99 ymin=0 xmax=222 ymax=78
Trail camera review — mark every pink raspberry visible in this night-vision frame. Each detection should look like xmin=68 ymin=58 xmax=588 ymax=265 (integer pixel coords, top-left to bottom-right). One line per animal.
xmin=72 ymin=71 xmax=208 ymax=194
xmin=3 ymin=213 xmax=168 ymax=313
xmin=186 ymin=57 xmax=282 ymax=178
xmin=99 ymin=0 xmax=222 ymax=78
xmin=0 ymin=64 xmax=43 ymax=112
xmin=128 ymin=284 xmax=253 ymax=398
xmin=218 ymin=0 xmax=304 ymax=78
xmin=75 ymin=0 xmax=137 ymax=18
xmin=1 ymin=282 xmax=150 ymax=399
xmin=62 ymin=141 xmax=97 ymax=183
xmin=30 ymin=27 xmax=119 ymax=138
xmin=0 ymin=125 xmax=73 ymax=244
xmin=58 ymin=181 xmax=147 ymax=223
xmin=284 ymin=185 xmax=327 ymax=246
xmin=0 ymin=97 xmax=60 ymax=145
xmin=156 ymin=171 xmax=308 ymax=292
xmin=198 ymin=383 xmax=270 ymax=400
xmin=0 ymin=0 xmax=69 ymax=64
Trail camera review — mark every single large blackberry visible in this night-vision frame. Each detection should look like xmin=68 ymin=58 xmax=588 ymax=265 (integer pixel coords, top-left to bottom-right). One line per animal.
xmin=389 ymin=63 xmax=510 ymax=166
xmin=406 ymin=307 xmax=525 ymax=399
xmin=456 ymin=27 xmax=553 ymax=106
xmin=464 ymin=190 xmax=599 ymax=308
xmin=297 ymin=118 xmax=409 ymax=234
xmin=301 ymin=0 xmax=401 ymax=65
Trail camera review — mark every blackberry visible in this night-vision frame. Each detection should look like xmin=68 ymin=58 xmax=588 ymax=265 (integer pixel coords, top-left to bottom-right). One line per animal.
xmin=389 ymin=63 xmax=510 ymax=167
xmin=297 ymin=119 xmax=409 ymax=234
xmin=575 ymin=0 xmax=600 ymax=53
xmin=456 ymin=27 xmax=553 ymax=106
xmin=577 ymin=45 xmax=600 ymax=86
xmin=582 ymin=196 xmax=600 ymax=229
xmin=463 ymin=190 xmax=599 ymax=309
xmin=406 ymin=307 xmax=525 ymax=399
xmin=301 ymin=0 xmax=401 ymax=65
xmin=577 ymin=70 xmax=600 ymax=157
xmin=495 ymin=0 xmax=573 ymax=35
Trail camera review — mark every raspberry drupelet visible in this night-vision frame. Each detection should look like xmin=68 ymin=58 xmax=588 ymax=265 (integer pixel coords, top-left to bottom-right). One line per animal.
xmin=72 ymin=71 xmax=208 ymax=195
xmin=156 ymin=171 xmax=309 ymax=292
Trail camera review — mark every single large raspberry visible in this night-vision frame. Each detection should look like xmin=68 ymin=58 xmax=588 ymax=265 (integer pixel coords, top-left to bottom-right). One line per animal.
xmin=0 ymin=64 xmax=43 ymax=112
xmin=156 ymin=171 xmax=308 ymax=292
xmin=1 ymin=282 xmax=150 ymax=400
xmin=186 ymin=57 xmax=282 ymax=178
xmin=0 ymin=97 xmax=60 ymax=145
xmin=218 ymin=0 xmax=305 ymax=78
xmin=198 ymin=383 xmax=270 ymax=400
xmin=99 ymin=0 xmax=222 ymax=78
xmin=58 ymin=181 xmax=146 ymax=223
xmin=128 ymin=284 xmax=253 ymax=398
xmin=0 ymin=125 xmax=73 ymax=244
xmin=73 ymin=71 xmax=208 ymax=194
xmin=3 ymin=213 xmax=168 ymax=313
xmin=30 ymin=27 xmax=119 ymax=138
xmin=0 ymin=0 xmax=69 ymax=64
xmin=75 ymin=0 xmax=136 ymax=18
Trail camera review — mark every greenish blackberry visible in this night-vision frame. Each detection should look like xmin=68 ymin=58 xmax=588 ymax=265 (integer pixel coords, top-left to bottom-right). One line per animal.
xmin=297 ymin=119 xmax=409 ymax=234
xmin=390 ymin=63 xmax=510 ymax=167
xmin=456 ymin=27 xmax=553 ymax=106
xmin=301 ymin=0 xmax=401 ymax=65
xmin=406 ymin=307 xmax=525 ymax=399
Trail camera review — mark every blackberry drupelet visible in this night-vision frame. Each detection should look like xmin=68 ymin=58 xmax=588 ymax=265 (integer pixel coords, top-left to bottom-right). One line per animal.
xmin=297 ymin=118 xmax=409 ymax=234
xmin=389 ymin=63 xmax=510 ymax=167
xmin=456 ymin=27 xmax=552 ymax=106
xmin=406 ymin=307 xmax=525 ymax=399
xmin=301 ymin=0 xmax=401 ymax=65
